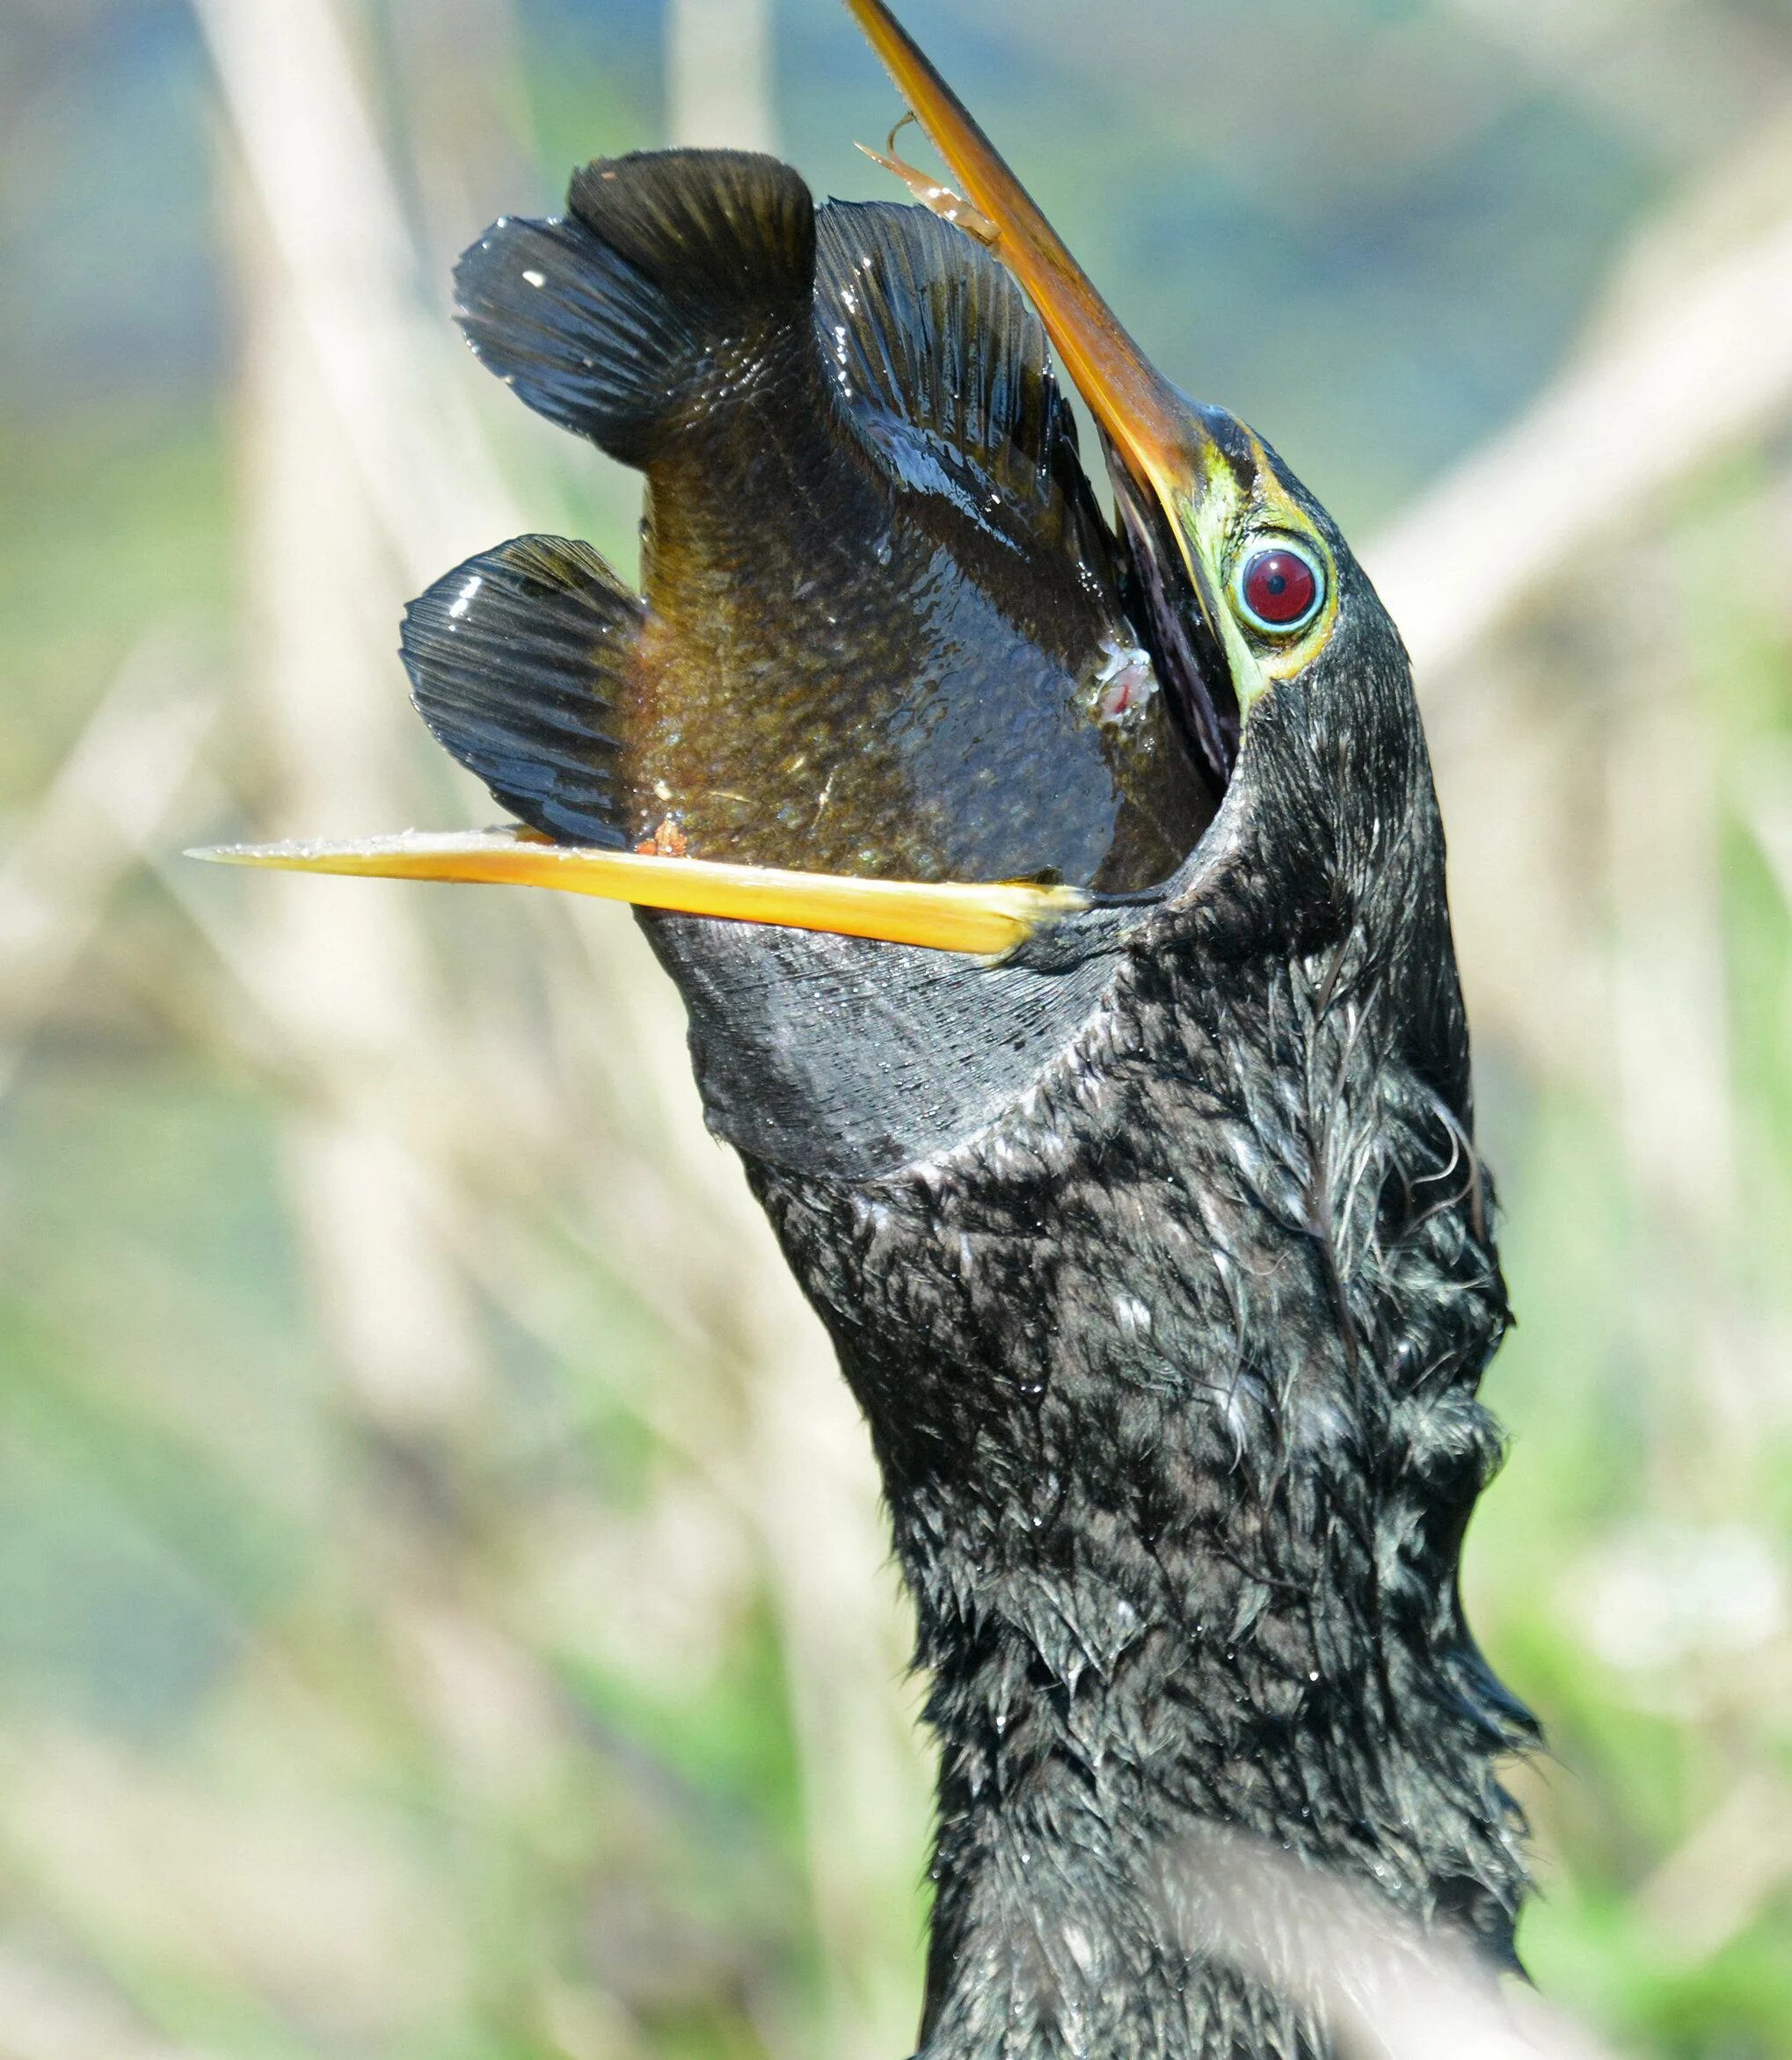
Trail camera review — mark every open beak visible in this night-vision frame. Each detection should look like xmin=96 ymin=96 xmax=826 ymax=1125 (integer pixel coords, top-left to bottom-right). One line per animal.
xmin=841 ymin=0 xmax=1242 ymax=778
xmin=189 ymin=829 xmax=1087 ymax=958
xmin=841 ymin=2 xmax=1223 ymax=582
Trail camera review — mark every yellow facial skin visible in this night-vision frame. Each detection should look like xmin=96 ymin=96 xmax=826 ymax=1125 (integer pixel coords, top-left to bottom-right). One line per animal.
xmin=1173 ymin=425 xmax=1343 ymax=719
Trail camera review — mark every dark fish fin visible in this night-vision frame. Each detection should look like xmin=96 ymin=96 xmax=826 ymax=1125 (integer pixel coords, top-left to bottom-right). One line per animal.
xmin=401 ymin=535 xmax=642 ymax=848
xmin=455 ymin=150 xmax=815 ymax=464
xmin=813 ymin=199 xmax=1108 ymax=557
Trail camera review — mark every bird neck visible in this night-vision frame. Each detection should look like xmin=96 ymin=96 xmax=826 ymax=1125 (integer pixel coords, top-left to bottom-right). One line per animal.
xmin=750 ymin=911 xmax=1534 ymax=2059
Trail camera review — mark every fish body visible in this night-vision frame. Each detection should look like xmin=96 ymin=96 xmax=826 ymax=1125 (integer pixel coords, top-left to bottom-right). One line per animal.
xmin=408 ymin=152 xmax=1217 ymax=889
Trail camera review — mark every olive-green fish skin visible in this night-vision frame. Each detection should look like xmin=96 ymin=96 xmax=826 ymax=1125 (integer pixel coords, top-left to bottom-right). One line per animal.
xmin=439 ymin=151 xmax=1219 ymax=889
xmin=635 ymin=376 xmax=1201 ymax=887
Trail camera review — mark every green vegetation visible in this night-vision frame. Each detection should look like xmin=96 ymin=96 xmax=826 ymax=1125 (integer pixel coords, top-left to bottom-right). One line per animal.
xmin=2 ymin=0 xmax=1788 ymax=2053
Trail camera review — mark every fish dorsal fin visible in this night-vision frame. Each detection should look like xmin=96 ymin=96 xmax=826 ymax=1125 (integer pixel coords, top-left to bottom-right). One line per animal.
xmin=401 ymin=535 xmax=643 ymax=848
xmin=813 ymin=200 xmax=1106 ymax=556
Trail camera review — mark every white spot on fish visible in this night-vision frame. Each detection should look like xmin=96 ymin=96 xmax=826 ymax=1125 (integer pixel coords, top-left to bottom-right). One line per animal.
xmin=521 ymin=268 xmax=547 ymax=288
xmin=448 ymin=574 xmax=483 ymax=619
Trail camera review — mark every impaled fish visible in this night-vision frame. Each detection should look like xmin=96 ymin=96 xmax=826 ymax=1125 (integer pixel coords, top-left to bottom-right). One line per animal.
xmin=404 ymin=149 xmax=1218 ymax=890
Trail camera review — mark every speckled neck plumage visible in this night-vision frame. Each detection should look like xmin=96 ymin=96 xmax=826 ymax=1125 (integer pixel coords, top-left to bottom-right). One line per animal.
xmin=732 ymin=669 xmax=1536 ymax=2059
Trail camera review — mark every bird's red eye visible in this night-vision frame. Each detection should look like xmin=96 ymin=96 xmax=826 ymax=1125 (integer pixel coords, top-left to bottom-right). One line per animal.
xmin=1235 ymin=543 xmax=1323 ymax=634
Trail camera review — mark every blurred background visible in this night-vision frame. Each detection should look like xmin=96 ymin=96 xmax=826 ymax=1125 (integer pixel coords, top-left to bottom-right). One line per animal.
xmin=3 ymin=0 xmax=1791 ymax=2053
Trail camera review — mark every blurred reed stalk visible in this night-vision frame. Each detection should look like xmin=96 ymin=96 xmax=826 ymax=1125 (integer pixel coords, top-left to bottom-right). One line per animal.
xmin=1164 ymin=1831 xmax=1617 ymax=2060
xmin=227 ymin=114 xmax=487 ymax=1438
xmin=191 ymin=0 xmax=931 ymax=2049
xmin=1366 ymin=171 xmax=1792 ymax=684
xmin=668 ymin=0 xmax=777 ymax=156
xmin=205 ymin=0 xmax=637 ymax=2047
xmin=653 ymin=11 xmax=933 ymax=2056
xmin=0 ymin=629 xmax=217 ymax=1100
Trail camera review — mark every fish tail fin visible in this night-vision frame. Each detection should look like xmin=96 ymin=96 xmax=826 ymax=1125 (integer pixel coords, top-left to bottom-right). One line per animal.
xmin=401 ymin=534 xmax=644 ymax=848
xmin=455 ymin=150 xmax=816 ymax=464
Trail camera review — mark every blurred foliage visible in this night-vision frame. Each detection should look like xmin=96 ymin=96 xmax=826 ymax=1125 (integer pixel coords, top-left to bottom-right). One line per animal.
xmin=2 ymin=0 xmax=1791 ymax=2056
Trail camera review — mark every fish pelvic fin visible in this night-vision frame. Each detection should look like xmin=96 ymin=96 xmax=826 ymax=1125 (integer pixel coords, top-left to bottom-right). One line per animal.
xmin=455 ymin=151 xmax=815 ymax=466
xmin=401 ymin=535 xmax=643 ymax=848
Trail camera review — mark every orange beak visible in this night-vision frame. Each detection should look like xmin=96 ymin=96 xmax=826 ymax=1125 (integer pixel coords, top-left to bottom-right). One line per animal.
xmin=841 ymin=0 xmax=1208 ymax=554
xmin=188 ymin=829 xmax=1087 ymax=958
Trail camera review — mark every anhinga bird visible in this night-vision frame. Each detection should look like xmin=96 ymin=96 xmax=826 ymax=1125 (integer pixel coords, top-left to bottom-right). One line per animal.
xmin=200 ymin=2 xmax=1538 ymax=2052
